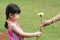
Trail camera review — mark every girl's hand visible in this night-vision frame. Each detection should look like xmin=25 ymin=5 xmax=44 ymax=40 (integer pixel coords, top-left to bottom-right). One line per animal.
xmin=40 ymin=20 xmax=52 ymax=27
xmin=35 ymin=31 xmax=42 ymax=37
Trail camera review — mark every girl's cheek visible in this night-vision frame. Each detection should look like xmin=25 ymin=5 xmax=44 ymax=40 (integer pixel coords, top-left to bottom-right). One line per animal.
xmin=15 ymin=17 xmax=19 ymax=20
xmin=14 ymin=16 xmax=19 ymax=20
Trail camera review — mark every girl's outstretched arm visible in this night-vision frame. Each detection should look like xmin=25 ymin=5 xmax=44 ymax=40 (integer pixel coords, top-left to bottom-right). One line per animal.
xmin=9 ymin=23 xmax=42 ymax=38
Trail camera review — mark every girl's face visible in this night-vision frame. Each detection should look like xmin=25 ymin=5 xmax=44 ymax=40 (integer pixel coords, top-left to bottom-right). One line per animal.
xmin=9 ymin=13 xmax=20 ymax=22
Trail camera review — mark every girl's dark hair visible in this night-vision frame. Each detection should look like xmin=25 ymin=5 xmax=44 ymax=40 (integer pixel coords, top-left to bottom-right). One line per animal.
xmin=4 ymin=4 xmax=21 ymax=29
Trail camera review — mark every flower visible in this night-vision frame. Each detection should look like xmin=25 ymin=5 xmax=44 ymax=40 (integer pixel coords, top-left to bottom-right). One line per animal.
xmin=37 ymin=12 xmax=44 ymax=16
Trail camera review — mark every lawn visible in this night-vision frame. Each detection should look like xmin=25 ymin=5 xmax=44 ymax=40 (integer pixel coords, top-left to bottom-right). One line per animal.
xmin=0 ymin=0 xmax=60 ymax=40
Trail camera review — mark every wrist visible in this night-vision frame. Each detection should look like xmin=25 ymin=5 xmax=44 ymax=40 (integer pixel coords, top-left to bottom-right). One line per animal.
xmin=35 ymin=34 xmax=37 ymax=37
xmin=50 ymin=19 xmax=54 ymax=24
xmin=34 ymin=33 xmax=37 ymax=37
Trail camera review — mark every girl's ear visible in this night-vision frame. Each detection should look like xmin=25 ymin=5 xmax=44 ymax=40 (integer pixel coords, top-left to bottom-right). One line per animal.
xmin=9 ymin=13 xmax=13 ymax=17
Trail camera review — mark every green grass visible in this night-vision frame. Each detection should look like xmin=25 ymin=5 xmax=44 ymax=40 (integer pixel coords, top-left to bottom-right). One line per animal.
xmin=0 ymin=0 xmax=60 ymax=40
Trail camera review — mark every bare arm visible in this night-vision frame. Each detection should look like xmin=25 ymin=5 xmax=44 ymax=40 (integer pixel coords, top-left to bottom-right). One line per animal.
xmin=50 ymin=13 xmax=60 ymax=23
xmin=41 ymin=13 xmax=60 ymax=27
xmin=10 ymin=24 xmax=41 ymax=38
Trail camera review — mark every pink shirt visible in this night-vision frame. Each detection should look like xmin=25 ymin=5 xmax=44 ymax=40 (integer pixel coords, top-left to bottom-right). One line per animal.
xmin=7 ymin=22 xmax=25 ymax=40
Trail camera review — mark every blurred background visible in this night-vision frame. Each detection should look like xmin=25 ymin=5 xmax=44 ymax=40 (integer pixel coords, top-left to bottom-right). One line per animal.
xmin=0 ymin=0 xmax=60 ymax=40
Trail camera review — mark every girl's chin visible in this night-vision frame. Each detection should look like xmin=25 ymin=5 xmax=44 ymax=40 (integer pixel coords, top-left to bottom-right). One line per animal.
xmin=13 ymin=20 xmax=17 ymax=22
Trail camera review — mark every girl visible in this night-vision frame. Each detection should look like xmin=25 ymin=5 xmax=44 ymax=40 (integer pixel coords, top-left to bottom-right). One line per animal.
xmin=4 ymin=4 xmax=42 ymax=40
